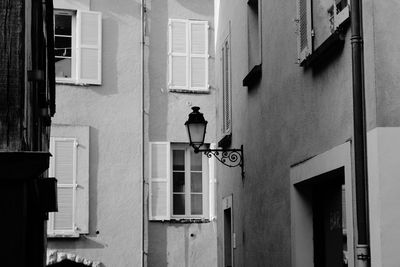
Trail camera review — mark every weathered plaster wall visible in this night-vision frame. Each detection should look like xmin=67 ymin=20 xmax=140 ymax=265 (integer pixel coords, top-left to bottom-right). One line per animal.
xmin=47 ymin=0 xmax=143 ymax=266
xmin=146 ymin=0 xmax=217 ymax=266
xmin=373 ymin=0 xmax=400 ymax=127
xmin=214 ymin=0 xmax=378 ymax=266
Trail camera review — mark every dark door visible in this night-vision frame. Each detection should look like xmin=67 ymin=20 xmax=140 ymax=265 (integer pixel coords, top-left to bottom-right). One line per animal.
xmin=313 ymin=176 xmax=345 ymax=267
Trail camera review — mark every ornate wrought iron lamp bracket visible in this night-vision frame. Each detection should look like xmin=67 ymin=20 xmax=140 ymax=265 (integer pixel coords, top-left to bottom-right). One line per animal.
xmin=195 ymin=145 xmax=244 ymax=179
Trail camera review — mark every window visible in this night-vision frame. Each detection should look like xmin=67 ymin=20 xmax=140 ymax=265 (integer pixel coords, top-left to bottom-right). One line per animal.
xmin=247 ymin=0 xmax=262 ymax=68
xmin=222 ymin=34 xmax=232 ymax=138
xmin=47 ymin=125 xmax=89 ymax=237
xmin=296 ymin=0 xmax=350 ymax=64
xmin=168 ymin=19 xmax=209 ymax=92
xmin=54 ymin=9 xmax=102 ymax=85
xmin=149 ymin=142 xmax=215 ymax=220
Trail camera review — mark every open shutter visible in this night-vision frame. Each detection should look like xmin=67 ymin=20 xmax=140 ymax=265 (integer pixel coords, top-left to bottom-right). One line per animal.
xmin=149 ymin=142 xmax=171 ymax=220
xmin=189 ymin=21 xmax=208 ymax=91
xmin=222 ymin=39 xmax=232 ymax=135
xmin=77 ymin=10 xmax=102 ymax=84
xmin=48 ymin=137 xmax=77 ymax=235
xmin=297 ymin=0 xmax=312 ymax=64
xmin=169 ymin=19 xmax=188 ymax=90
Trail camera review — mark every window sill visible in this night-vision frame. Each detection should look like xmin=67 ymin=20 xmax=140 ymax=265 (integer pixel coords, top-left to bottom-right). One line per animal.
xmin=169 ymin=88 xmax=210 ymax=94
xmin=300 ymin=29 xmax=346 ymax=68
xmin=242 ymin=64 xmax=262 ymax=87
xmin=150 ymin=218 xmax=211 ymax=224
xmin=56 ymin=79 xmax=100 ymax=86
xmin=218 ymin=134 xmax=232 ymax=148
xmin=47 ymin=232 xmax=80 ymax=239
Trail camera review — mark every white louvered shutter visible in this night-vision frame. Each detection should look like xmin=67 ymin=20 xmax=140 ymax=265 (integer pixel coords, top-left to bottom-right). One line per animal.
xmin=149 ymin=142 xmax=171 ymax=220
xmin=189 ymin=21 xmax=208 ymax=91
xmin=169 ymin=19 xmax=188 ymax=89
xmin=77 ymin=10 xmax=102 ymax=84
xmin=297 ymin=0 xmax=312 ymax=64
xmin=48 ymin=138 xmax=77 ymax=235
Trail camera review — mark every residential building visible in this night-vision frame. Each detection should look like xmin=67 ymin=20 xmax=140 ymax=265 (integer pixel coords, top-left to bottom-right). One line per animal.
xmin=46 ymin=0 xmax=216 ymax=266
xmin=47 ymin=0 xmax=143 ymax=266
xmin=0 ymin=0 xmax=55 ymax=266
xmin=214 ymin=0 xmax=400 ymax=266
xmin=145 ymin=0 xmax=217 ymax=266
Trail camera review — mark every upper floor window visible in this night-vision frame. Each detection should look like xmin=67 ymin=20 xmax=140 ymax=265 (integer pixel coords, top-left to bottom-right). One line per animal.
xmin=168 ymin=19 xmax=209 ymax=93
xmin=149 ymin=142 xmax=215 ymax=221
xmin=296 ymin=0 xmax=350 ymax=65
xmin=222 ymin=33 xmax=232 ymax=138
xmin=54 ymin=9 xmax=102 ymax=85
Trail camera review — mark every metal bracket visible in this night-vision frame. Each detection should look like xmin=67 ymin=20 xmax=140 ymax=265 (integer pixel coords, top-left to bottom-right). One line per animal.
xmin=196 ymin=145 xmax=244 ymax=179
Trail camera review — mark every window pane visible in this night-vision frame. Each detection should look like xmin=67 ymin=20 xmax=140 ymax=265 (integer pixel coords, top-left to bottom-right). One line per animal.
xmin=191 ymin=194 xmax=202 ymax=215
xmin=173 ymin=194 xmax=185 ymax=215
xmin=173 ymin=172 xmax=185 ymax=192
xmin=173 ymin=150 xmax=185 ymax=171
xmin=55 ymin=58 xmax=72 ymax=78
xmin=191 ymin=172 xmax=202 ymax=193
xmin=55 ymin=14 xmax=72 ymax=35
xmin=55 ymin=36 xmax=72 ymax=57
xmin=190 ymin=149 xmax=202 ymax=171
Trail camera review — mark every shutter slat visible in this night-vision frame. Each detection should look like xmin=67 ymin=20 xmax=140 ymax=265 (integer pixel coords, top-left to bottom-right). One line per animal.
xmin=149 ymin=142 xmax=171 ymax=220
xmin=297 ymin=0 xmax=312 ymax=63
xmin=54 ymin=187 xmax=74 ymax=230
xmin=172 ymin=56 xmax=187 ymax=87
xmin=189 ymin=21 xmax=208 ymax=91
xmin=190 ymin=57 xmax=206 ymax=88
xmin=77 ymin=10 xmax=102 ymax=84
xmin=172 ymin=21 xmax=187 ymax=53
xmin=54 ymin=140 xmax=75 ymax=184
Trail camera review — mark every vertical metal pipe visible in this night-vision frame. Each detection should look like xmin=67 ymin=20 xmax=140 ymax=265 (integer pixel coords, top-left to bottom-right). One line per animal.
xmin=350 ymin=0 xmax=370 ymax=265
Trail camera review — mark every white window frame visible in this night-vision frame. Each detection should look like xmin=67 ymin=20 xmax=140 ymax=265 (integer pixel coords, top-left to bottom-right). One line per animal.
xmin=296 ymin=0 xmax=350 ymax=64
xmin=47 ymin=137 xmax=79 ymax=237
xmin=54 ymin=10 xmax=77 ymax=83
xmin=170 ymin=144 xmax=209 ymax=219
xmin=54 ymin=8 xmax=102 ymax=85
xmin=168 ymin=19 xmax=209 ymax=93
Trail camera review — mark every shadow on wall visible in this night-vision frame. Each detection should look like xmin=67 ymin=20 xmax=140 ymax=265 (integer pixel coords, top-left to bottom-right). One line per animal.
xmin=175 ymin=0 xmax=213 ymax=15
xmin=148 ymin=223 xmax=168 ymax=267
xmin=88 ymin=127 xmax=99 ymax=238
xmin=148 ymin=0 xmax=169 ymax=141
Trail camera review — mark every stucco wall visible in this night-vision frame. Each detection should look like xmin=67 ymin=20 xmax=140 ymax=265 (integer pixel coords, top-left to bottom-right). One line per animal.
xmin=48 ymin=0 xmax=143 ymax=266
xmin=146 ymin=0 xmax=217 ymax=266
xmin=214 ymin=0 xmax=379 ymax=266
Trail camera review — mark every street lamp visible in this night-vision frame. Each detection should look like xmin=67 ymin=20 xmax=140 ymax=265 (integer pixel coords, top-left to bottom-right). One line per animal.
xmin=185 ymin=106 xmax=244 ymax=179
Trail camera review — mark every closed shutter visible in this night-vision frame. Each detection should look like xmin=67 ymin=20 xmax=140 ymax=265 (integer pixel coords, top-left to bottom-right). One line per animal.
xmin=149 ymin=142 xmax=171 ymax=220
xmin=48 ymin=137 xmax=77 ymax=235
xmin=77 ymin=10 xmax=102 ymax=84
xmin=222 ymin=39 xmax=231 ymax=134
xmin=169 ymin=19 xmax=188 ymax=89
xmin=189 ymin=21 xmax=208 ymax=91
xmin=297 ymin=0 xmax=312 ymax=64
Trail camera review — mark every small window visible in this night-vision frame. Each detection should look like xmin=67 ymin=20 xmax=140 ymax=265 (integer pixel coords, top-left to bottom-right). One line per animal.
xmin=149 ymin=142 xmax=214 ymax=220
xmin=54 ymin=9 xmax=102 ymax=85
xmin=296 ymin=0 xmax=350 ymax=65
xmin=168 ymin=19 xmax=209 ymax=92
xmin=247 ymin=0 xmax=262 ymax=68
xmin=222 ymin=34 xmax=232 ymax=137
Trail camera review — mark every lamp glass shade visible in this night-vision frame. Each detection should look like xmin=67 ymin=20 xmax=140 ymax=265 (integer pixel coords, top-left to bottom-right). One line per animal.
xmin=186 ymin=122 xmax=207 ymax=149
xmin=185 ymin=106 xmax=208 ymax=151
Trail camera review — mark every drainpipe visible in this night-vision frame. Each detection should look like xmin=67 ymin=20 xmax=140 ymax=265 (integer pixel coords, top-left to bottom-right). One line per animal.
xmin=140 ymin=0 xmax=146 ymax=266
xmin=350 ymin=0 xmax=370 ymax=265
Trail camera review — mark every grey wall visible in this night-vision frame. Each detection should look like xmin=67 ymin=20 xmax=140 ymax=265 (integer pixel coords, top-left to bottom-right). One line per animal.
xmin=214 ymin=0 xmax=385 ymax=265
xmin=146 ymin=0 xmax=217 ymax=266
xmin=48 ymin=0 xmax=143 ymax=266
